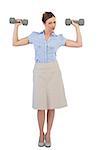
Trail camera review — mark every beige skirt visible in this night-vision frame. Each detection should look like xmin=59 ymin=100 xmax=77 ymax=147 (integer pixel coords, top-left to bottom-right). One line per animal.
xmin=32 ymin=60 xmax=68 ymax=110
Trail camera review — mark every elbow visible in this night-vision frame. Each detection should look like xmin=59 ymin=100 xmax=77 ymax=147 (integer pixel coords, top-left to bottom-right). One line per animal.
xmin=12 ymin=43 xmax=16 ymax=46
xmin=77 ymin=42 xmax=83 ymax=47
xmin=79 ymin=44 xmax=82 ymax=47
xmin=12 ymin=42 xmax=18 ymax=46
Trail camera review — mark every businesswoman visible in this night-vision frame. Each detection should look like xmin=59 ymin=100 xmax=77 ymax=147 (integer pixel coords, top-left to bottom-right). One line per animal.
xmin=12 ymin=12 xmax=82 ymax=147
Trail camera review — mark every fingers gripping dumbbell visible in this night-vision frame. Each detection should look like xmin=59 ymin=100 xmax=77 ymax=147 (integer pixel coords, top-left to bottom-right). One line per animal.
xmin=65 ymin=19 xmax=84 ymax=26
xmin=9 ymin=17 xmax=28 ymax=25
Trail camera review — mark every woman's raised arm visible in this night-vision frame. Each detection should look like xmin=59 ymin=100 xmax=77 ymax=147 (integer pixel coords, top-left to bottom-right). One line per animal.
xmin=65 ymin=21 xmax=82 ymax=48
xmin=13 ymin=19 xmax=29 ymax=46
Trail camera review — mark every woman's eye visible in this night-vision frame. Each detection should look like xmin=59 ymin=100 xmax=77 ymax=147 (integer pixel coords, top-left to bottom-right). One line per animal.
xmin=48 ymin=21 xmax=56 ymax=24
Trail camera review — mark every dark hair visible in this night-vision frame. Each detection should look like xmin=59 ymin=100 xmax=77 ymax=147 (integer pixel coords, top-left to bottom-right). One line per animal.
xmin=42 ymin=12 xmax=55 ymax=23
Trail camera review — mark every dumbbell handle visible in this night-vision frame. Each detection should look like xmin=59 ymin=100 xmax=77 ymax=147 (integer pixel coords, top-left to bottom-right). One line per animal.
xmin=72 ymin=20 xmax=79 ymax=24
xmin=9 ymin=18 xmax=28 ymax=25
xmin=16 ymin=19 xmax=28 ymax=25
xmin=72 ymin=19 xmax=84 ymax=25
xmin=16 ymin=19 xmax=22 ymax=23
xmin=65 ymin=18 xmax=84 ymax=26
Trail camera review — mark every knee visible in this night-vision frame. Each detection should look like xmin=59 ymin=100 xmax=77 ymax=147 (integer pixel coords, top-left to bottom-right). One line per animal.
xmin=47 ymin=109 xmax=55 ymax=112
xmin=38 ymin=109 xmax=45 ymax=112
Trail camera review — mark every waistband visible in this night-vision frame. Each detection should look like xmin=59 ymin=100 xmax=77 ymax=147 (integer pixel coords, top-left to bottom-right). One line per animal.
xmin=34 ymin=60 xmax=59 ymax=70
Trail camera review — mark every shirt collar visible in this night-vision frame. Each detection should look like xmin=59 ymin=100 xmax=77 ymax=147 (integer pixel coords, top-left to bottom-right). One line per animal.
xmin=40 ymin=30 xmax=55 ymax=36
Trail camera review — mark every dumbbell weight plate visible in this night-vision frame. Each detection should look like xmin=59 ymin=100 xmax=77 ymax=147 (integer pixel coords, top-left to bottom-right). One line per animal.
xmin=9 ymin=18 xmax=16 ymax=24
xmin=79 ymin=19 xmax=84 ymax=25
xmin=22 ymin=19 xmax=28 ymax=25
xmin=65 ymin=19 xmax=72 ymax=25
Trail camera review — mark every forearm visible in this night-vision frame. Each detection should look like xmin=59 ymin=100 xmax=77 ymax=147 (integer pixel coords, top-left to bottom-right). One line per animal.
xmin=65 ymin=22 xmax=83 ymax=47
xmin=12 ymin=24 xmax=29 ymax=46
xmin=75 ymin=26 xmax=82 ymax=46
xmin=13 ymin=24 xmax=19 ymax=45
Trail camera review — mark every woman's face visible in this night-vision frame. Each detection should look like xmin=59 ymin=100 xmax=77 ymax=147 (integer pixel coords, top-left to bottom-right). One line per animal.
xmin=44 ymin=17 xmax=56 ymax=32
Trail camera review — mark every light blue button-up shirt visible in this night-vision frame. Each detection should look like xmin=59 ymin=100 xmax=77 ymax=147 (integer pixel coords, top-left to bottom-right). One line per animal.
xmin=28 ymin=30 xmax=66 ymax=63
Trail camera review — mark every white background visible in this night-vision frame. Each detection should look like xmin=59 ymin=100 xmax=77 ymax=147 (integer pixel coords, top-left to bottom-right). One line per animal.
xmin=0 ymin=0 xmax=100 ymax=149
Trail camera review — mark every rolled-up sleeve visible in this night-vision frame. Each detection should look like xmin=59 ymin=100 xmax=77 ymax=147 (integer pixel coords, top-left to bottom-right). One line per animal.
xmin=58 ymin=34 xmax=67 ymax=47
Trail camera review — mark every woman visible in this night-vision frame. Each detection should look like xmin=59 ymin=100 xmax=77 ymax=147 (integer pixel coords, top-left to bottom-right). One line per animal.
xmin=13 ymin=12 xmax=82 ymax=147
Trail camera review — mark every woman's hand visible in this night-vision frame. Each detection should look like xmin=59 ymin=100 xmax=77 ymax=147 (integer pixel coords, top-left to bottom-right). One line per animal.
xmin=15 ymin=19 xmax=22 ymax=26
xmin=72 ymin=20 xmax=79 ymax=28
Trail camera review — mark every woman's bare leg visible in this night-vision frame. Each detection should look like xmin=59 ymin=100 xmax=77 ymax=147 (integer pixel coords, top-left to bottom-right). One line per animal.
xmin=46 ymin=109 xmax=55 ymax=143
xmin=37 ymin=110 xmax=45 ymax=142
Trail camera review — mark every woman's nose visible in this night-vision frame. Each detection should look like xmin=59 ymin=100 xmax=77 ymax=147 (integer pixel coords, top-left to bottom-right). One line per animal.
xmin=52 ymin=24 xmax=55 ymax=27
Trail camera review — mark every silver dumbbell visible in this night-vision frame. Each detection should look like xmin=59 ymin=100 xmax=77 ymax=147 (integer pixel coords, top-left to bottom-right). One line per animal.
xmin=65 ymin=18 xmax=84 ymax=26
xmin=9 ymin=17 xmax=28 ymax=25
